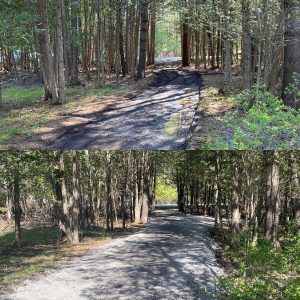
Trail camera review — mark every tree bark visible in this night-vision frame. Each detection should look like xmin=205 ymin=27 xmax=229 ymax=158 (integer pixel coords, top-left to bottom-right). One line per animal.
xmin=182 ymin=16 xmax=190 ymax=67
xmin=36 ymin=0 xmax=58 ymax=103
xmin=242 ymin=0 xmax=252 ymax=89
xmin=56 ymin=0 xmax=66 ymax=104
xmin=14 ymin=163 xmax=21 ymax=248
xmin=71 ymin=151 xmax=80 ymax=244
xmin=70 ymin=0 xmax=80 ymax=85
xmin=265 ymin=152 xmax=281 ymax=248
xmin=282 ymin=0 xmax=300 ymax=109
xmin=137 ymin=0 xmax=149 ymax=78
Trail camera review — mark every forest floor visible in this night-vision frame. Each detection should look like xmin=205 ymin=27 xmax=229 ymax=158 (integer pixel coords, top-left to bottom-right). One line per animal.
xmin=1 ymin=209 xmax=224 ymax=300
xmin=3 ymin=66 xmax=202 ymax=150
xmin=0 ymin=63 xmax=238 ymax=150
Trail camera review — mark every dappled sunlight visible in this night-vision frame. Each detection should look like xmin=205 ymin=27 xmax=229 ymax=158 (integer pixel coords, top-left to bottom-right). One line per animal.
xmin=3 ymin=210 xmax=223 ymax=300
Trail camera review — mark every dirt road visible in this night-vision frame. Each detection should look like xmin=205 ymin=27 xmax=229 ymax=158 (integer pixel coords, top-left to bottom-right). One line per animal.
xmin=2 ymin=209 xmax=224 ymax=300
xmin=41 ymin=70 xmax=201 ymax=150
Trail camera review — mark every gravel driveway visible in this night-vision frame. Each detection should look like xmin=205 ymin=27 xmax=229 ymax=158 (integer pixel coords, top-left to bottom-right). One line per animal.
xmin=46 ymin=70 xmax=202 ymax=150
xmin=1 ymin=209 xmax=224 ymax=300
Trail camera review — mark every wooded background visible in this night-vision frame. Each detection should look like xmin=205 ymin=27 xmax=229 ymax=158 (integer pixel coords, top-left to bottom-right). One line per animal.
xmin=0 ymin=0 xmax=299 ymax=107
xmin=0 ymin=151 xmax=300 ymax=249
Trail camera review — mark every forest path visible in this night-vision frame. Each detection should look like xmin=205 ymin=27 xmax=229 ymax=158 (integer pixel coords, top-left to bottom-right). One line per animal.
xmin=42 ymin=69 xmax=201 ymax=150
xmin=2 ymin=210 xmax=224 ymax=300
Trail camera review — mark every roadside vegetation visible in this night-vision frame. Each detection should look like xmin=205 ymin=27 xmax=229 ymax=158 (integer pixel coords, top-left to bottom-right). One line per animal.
xmin=201 ymin=83 xmax=300 ymax=150
xmin=219 ymin=225 xmax=300 ymax=299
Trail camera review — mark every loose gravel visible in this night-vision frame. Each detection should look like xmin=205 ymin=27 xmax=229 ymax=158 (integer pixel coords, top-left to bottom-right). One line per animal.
xmin=1 ymin=209 xmax=224 ymax=300
xmin=48 ymin=70 xmax=202 ymax=150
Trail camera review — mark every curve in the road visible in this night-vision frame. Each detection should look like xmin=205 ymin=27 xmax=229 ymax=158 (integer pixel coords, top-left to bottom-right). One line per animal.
xmin=2 ymin=209 xmax=224 ymax=300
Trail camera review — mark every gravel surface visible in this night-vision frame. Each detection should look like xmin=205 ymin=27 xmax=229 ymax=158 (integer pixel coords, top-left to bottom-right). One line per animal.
xmin=1 ymin=209 xmax=224 ymax=300
xmin=47 ymin=70 xmax=202 ymax=150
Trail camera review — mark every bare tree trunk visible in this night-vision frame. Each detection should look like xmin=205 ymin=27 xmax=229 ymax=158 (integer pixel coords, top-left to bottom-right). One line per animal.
xmin=141 ymin=153 xmax=150 ymax=224
xmin=147 ymin=6 xmax=156 ymax=66
xmin=195 ymin=31 xmax=200 ymax=69
xmin=71 ymin=151 xmax=80 ymax=244
xmin=265 ymin=152 xmax=281 ymax=249
xmin=282 ymin=0 xmax=300 ymax=109
xmin=56 ymin=152 xmax=73 ymax=243
xmin=0 ymin=83 xmax=2 ymax=108
xmin=242 ymin=0 xmax=252 ymax=89
xmin=56 ymin=0 xmax=66 ymax=104
xmin=223 ymin=1 xmax=232 ymax=90
xmin=36 ymin=0 xmax=58 ymax=103
xmin=14 ymin=164 xmax=21 ymax=248
xmin=182 ymin=16 xmax=190 ymax=67
xmin=71 ymin=0 xmax=80 ymax=85
xmin=137 ymin=0 xmax=149 ymax=78
xmin=231 ymin=165 xmax=241 ymax=234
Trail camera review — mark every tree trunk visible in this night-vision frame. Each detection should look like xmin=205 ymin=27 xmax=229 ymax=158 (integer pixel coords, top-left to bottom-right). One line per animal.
xmin=55 ymin=152 xmax=73 ymax=243
xmin=137 ymin=0 xmax=149 ymax=78
xmin=56 ymin=0 xmax=66 ymax=104
xmin=0 ymin=83 xmax=2 ymax=108
xmin=182 ymin=17 xmax=190 ymax=67
xmin=147 ymin=6 xmax=156 ymax=66
xmin=70 ymin=0 xmax=80 ymax=85
xmin=14 ymin=164 xmax=21 ymax=248
xmin=282 ymin=0 xmax=300 ymax=109
xmin=141 ymin=153 xmax=150 ymax=224
xmin=223 ymin=1 xmax=232 ymax=90
xmin=265 ymin=152 xmax=281 ymax=248
xmin=119 ymin=6 xmax=127 ymax=77
xmin=231 ymin=165 xmax=241 ymax=234
xmin=195 ymin=31 xmax=200 ymax=69
xmin=36 ymin=0 xmax=58 ymax=103
xmin=71 ymin=151 xmax=80 ymax=244
xmin=242 ymin=0 xmax=252 ymax=89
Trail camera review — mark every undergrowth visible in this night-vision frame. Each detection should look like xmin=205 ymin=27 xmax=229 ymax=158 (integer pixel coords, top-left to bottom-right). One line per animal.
xmin=204 ymin=85 xmax=300 ymax=150
xmin=220 ymin=223 xmax=300 ymax=299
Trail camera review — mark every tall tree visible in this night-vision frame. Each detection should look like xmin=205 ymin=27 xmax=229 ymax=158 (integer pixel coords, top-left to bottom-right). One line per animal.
xmin=36 ymin=0 xmax=59 ymax=102
xmin=137 ymin=0 xmax=149 ymax=78
xmin=70 ymin=0 xmax=80 ymax=85
xmin=241 ymin=0 xmax=252 ymax=89
xmin=282 ymin=0 xmax=300 ymax=109
xmin=56 ymin=0 xmax=66 ymax=104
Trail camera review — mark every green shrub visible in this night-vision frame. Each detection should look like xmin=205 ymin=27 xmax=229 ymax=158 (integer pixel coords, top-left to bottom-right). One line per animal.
xmin=204 ymin=86 xmax=300 ymax=150
xmin=221 ymin=233 xmax=300 ymax=299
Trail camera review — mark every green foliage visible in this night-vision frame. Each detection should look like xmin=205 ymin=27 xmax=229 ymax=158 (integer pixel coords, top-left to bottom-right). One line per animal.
xmin=284 ymin=72 xmax=300 ymax=107
xmin=222 ymin=232 xmax=300 ymax=299
xmin=204 ymin=86 xmax=300 ymax=149
xmin=0 ymin=228 xmax=58 ymax=246
xmin=155 ymin=14 xmax=181 ymax=56
xmin=155 ymin=176 xmax=177 ymax=203
xmin=0 ymin=0 xmax=36 ymax=50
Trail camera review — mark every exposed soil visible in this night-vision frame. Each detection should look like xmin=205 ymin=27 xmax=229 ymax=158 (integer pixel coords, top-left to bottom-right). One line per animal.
xmin=187 ymin=72 xmax=234 ymax=149
xmin=1 ymin=209 xmax=224 ymax=300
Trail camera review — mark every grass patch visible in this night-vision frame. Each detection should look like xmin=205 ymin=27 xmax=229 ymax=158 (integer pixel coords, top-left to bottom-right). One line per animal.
xmin=2 ymin=87 xmax=44 ymax=106
xmin=0 ymin=83 xmax=128 ymax=147
xmin=0 ymin=228 xmax=58 ymax=246
xmin=165 ymin=112 xmax=181 ymax=137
